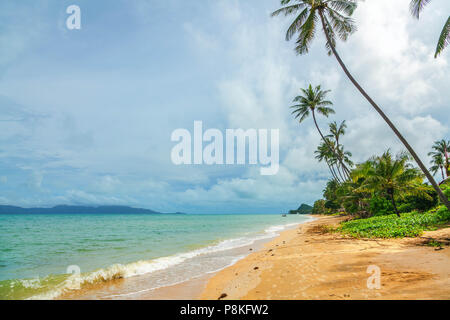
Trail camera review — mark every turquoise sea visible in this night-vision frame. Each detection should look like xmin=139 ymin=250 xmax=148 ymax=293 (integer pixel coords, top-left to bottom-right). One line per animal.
xmin=0 ymin=213 xmax=312 ymax=299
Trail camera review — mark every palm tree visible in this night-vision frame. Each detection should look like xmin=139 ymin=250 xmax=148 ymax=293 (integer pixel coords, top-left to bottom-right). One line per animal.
xmin=410 ymin=0 xmax=450 ymax=58
xmin=428 ymin=139 xmax=450 ymax=177
xmin=272 ymin=0 xmax=450 ymax=209
xmin=337 ymin=144 xmax=353 ymax=171
xmin=429 ymin=153 xmax=445 ymax=181
xmin=326 ymin=120 xmax=352 ymax=177
xmin=291 ymin=84 xmax=350 ymax=175
xmin=327 ymin=120 xmax=347 ymax=147
xmin=315 ymin=141 xmax=338 ymax=182
xmin=315 ymin=139 xmax=342 ymax=182
xmin=360 ymin=150 xmax=429 ymax=217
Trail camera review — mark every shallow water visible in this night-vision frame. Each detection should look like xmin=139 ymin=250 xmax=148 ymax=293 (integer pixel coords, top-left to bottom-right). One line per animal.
xmin=0 ymin=213 xmax=312 ymax=299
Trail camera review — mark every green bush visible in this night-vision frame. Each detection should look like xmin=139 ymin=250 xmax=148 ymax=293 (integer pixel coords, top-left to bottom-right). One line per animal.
xmin=397 ymin=186 xmax=438 ymax=212
xmin=442 ymin=185 xmax=450 ymax=200
xmin=339 ymin=206 xmax=450 ymax=238
xmin=436 ymin=205 xmax=450 ymax=220
xmin=312 ymin=199 xmax=332 ymax=215
xmin=325 ymin=200 xmax=340 ymax=210
xmin=369 ymin=196 xmax=394 ymax=216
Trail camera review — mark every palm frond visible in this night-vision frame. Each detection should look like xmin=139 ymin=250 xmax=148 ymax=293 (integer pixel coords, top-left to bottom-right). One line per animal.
xmin=295 ymin=9 xmax=318 ymax=55
xmin=326 ymin=8 xmax=357 ymax=41
xmin=271 ymin=3 xmax=307 ymax=17
xmin=322 ymin=14 xmax=337 ymax=55
xmin=285 ymin=8 xmax=310 ymax=41
xmin=435 ymin=16 xmax=450 ymax=58
xmin=409 ymin=0 xmax=432 ymax=19
xmin=327 ymin=0 xmax=357 ymax=16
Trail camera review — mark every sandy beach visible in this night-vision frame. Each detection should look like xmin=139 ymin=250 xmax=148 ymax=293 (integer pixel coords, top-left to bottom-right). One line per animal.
xmin=58 ymin=214 xmax=449 ymax=300
xmin=200 ymin=215 xmax=450 ymax=300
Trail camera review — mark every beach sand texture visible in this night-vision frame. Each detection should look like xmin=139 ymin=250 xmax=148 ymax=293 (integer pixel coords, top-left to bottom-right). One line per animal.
xmin=200 ymin=215 xmax=450 ymax=300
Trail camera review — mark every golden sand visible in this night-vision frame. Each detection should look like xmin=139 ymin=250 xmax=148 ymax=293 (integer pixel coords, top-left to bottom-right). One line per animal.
xmin=200 ymin=215 xmax=450 ymax=300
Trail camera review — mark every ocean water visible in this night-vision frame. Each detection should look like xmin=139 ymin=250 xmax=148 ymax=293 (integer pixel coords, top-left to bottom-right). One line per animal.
xmin=0 ymin=213 xmax=312 ymax=300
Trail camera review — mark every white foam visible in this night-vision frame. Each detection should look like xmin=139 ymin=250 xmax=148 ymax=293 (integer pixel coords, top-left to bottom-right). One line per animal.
xmin=29 ymin=217 xmax=312 ymax=300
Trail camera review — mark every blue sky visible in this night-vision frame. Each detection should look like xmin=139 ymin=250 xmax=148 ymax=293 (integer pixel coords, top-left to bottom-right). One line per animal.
xmin=0 ymin=0 xmax=449 ymax=213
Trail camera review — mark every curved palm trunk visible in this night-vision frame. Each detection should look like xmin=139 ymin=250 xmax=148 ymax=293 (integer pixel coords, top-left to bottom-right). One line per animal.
xmin=312 ymin=109 xmax=350 ymax=179
xmin=326 ymin=159 xmax=341 ymax=182
xmin=330 ymin=163 xmax=342 ymax=183
xmin=336 ymin=163 xmax=346 ymax=182
xmin=318 ymin=9 xmax=450 ymax=210
xmin=340 ymin=159 xmax=351 ymax=179
xmin=332 ymin=164 xmax=342 ymax=182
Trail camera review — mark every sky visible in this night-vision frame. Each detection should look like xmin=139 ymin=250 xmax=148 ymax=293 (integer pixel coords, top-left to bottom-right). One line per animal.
xmin=0 ymin=0 xmax=449 ymax=213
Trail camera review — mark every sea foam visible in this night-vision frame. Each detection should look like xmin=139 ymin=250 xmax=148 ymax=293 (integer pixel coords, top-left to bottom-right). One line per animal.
xmin=28 ymin=218 xmax=311 ymax=300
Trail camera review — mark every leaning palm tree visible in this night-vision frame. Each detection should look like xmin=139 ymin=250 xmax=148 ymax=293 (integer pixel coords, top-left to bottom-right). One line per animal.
xmin=291 ymin=84 xmax=350 ymax=175
xmin=272 ymin=0 xmax=450 ymax=209
xmin=315 ymin=140 xmax=342 ymax=183
xmin=326 ymin=120 xmax=351 ymax=176
xmin=410 ymin=0 xmax=450 ymax=57
xmin=361 ymin=150 xmax=429 ymax=217
xmin=337 ymin=144 xmax=353 ymax=171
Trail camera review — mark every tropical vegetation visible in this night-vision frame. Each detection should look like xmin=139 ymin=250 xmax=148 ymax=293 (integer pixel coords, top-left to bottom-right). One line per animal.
xmin=272 ymin=0 xmax=450 ymax=210
xmin=289 ymin=83 xmax=449 ymax=237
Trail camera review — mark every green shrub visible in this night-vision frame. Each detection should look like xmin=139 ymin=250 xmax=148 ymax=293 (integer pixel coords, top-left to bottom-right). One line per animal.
xmin=341 ymin=199 xmax=359 ymax=215
xmin=325 ymin=200 xmax=340 ymax=210
xmin=442 ymin=185 xmax=450 ymax=200
xmin=339 ymin=206 xmax=450 ymax=238
xmin=369 ymin=196 xmax=394 ymax=216
xmin=312 ymin=199 xmax=332 ymax=215
xmin=436 ymin=205 xmax=450 ymax=220
xmin=397 ymin=186 xmax=438 ymax=212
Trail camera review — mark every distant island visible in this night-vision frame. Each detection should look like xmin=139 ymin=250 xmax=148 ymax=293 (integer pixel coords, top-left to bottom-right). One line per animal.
xmin=288 ymin=203 xmax=313 ymax=215
xmin=0 ymin=205 xmax=184 ymax=215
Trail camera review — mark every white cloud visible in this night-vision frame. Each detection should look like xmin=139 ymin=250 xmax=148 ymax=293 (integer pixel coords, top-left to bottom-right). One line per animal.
xmin=0 ymin=0 xmax=448 ymax=212
xmin=343 ymin=0 xmax=449 ymax=115
xmin=174 ymin=0 xmax=450 ymax=210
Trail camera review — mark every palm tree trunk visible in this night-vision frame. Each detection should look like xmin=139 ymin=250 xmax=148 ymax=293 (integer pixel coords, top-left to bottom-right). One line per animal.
xmin=336 ymin=164 xmax=346 ymax=182
xmin=330 ymin=163 xmax=342 ymax=183
xmin=441 ymin=166 xmax=445 ymax=181
xmin=312 ymin=109 xmax=350 ymax=178
xmin=341 ymin=160 xmax=351 ymax=179
xmin=445 ymin=146 xmax=449 ymax=177
xmin=326 ymin=159 xmax=340 ymax=182
xmin=318 ymin=9 xmax=450 ymax=211
xmin=389 ymin=194 xmax=401 ymax=218
xmin=334 ymin=136 xmax=351 ymax=177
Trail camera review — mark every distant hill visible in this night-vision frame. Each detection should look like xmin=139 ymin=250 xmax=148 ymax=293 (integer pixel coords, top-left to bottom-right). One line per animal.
xmin=0 ymin=205 xmax=182 ymax=215
xmin=297 ymin=203 xmax=313 ymax=214
xmin=288 ymin=203 xmax=313 ymax=215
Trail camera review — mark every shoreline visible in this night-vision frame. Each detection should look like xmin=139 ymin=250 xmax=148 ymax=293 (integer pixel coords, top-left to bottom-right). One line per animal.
xmin=132 ymin=217 xmax=315 ymax=300
xmin=200 ymin=215 xmax=450 ymax=300
xmin=57 ymin=216 xmax=312 ymax=300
